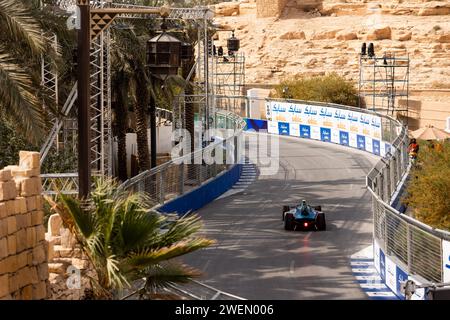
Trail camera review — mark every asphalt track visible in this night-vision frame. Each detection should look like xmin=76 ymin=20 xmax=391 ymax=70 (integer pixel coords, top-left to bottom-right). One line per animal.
xmin=182 ymin=134 xmax=379 ymax=300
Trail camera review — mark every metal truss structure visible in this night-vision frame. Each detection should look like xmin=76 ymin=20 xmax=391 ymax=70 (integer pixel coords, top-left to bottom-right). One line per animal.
xmin=358 ymin=53 xmax=410 ymax=118
xmin=212 ymin=52 xmax=245 ymax=113
xmin=40 ymin=1 xmax=215 ymax=194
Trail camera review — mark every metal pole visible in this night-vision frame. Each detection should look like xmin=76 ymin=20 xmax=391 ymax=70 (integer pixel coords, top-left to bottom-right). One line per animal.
xmin=77 ymin=3 xmax=91 ymax=199
xmin=150 ymin=87 xmax=157 ymax=169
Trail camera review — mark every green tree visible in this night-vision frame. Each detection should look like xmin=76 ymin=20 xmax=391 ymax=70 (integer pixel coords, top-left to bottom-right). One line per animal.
xmin=272 ymin=73 xmax=359 ymax=107
xmin=404 ymin=140 xmax=450 ymax=230
xmin=0 ymin=0 xmax=47 ymax=141
xmin=46 ymin=178 xmax=214 ymax=299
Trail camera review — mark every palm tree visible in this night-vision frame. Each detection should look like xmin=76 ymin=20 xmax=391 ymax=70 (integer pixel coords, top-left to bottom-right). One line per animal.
xmin=0 ymin=0 xmax=47 ymax=141
xmin=46 ymin=178 xmax=214 ymax=299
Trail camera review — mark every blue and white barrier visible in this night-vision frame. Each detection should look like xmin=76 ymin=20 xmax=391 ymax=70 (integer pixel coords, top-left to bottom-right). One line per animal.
xmin=158 ymin=164 xmax=243 ymax=215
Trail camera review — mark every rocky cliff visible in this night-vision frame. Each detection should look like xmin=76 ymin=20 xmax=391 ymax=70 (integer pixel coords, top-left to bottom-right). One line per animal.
xmin=213 ymin=0 xmax=450 ymax=89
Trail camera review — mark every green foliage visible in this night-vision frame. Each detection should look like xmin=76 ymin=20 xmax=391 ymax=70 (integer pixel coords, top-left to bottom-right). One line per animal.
xmin=272 ymin=73 xmax=359 ymax=107
xmin=404 ymin=140 xmax=450 ymax=230
xmin=46 ymin=178 xmax=214 ymax=299
xmin=0 ymin=115 xmax=36 ymax=168
xmin=41 ymin=148 xmax=78 ymax=174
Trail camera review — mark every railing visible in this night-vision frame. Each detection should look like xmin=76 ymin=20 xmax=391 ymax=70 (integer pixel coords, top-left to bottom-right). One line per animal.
xmin=366 ymin=116 xmax=450 ymax=284
xmin=119 ymin=110 xmax=246 ymax=207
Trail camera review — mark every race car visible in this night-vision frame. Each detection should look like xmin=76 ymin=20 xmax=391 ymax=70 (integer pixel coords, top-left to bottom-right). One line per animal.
xmin=282 ymin=200 xmax=326 ymax=231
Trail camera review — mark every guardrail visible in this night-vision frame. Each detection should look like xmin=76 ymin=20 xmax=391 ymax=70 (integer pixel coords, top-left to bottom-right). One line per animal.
xmin=119 ymin=110 xmax=246 ymax=209
xmin=366 ymin=119 xmax=450 ymax=287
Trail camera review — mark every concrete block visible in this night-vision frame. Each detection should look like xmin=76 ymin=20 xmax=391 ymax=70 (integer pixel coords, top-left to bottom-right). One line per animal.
xmin=0 ymin=169 xmax=12 ymax=182
xmin=37 ymin=263 xmax=49 ymax=281
xmin=36 ymin=195 xmax=43 ymax=210
xmin=14 ymin=198 xmax=27 ymax=214
xmin=17 ymin=250 xmax=28 ymax=269
xmin=26 ymin=197 xmax=36 ymax=212
xmin=6 ymin=216 xmax=17 ymax=235
xmin=32 ymin=281 xmax=47 ymax=300
xmin=0 ymin=274 xmax=9 ymax=298
xmin=11 ymin=167 xmax=40 ymax=179
xmin=0 ymin=181 xmax=17 ymax=201
xmin=8 ymin=273 xmax=18 ymax=293
xmin=16 ymin=214 xmax=28 ymax=230
xmin=29 ymin=266 xmax=39 ymax=285
xmin=16 ymin=267 xmax=31 ymax=288
xmin=32 ymin=244 xmax=46 ymax=265
xmin=21 ymin=284 xmax=33 ymax=300
xmin=17 ymin=177 xmax=42 ymax=197
xmin=31 ymin=211 xmax=43 ymax=226
xmin=19 ymin=151 xmax=40 ymax=170
xmin=1 ymin=255 xmax=17 ymax=273
xmin=36 ymin=225 xmax=45 ymax=242
xmin=0 ymin=219 xmax=7 ymax=238
xmin=16 ymin=228 xmax=27 ymax=252
xmin=0 ymin=203 xmax=6 ymax=219
xmin=0 ymin=237 xmax=7 ymax=259
xmin=26 ymin=227 xmax=36 ymax=249
xmin=4 ymin=200 xmax=15 ymax=216
xmin=7 ymin=234 xmax=16 ymax=256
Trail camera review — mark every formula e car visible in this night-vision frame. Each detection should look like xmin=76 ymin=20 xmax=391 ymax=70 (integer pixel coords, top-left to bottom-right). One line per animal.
xmin=282 ymin=200 xmax=326 ymax=231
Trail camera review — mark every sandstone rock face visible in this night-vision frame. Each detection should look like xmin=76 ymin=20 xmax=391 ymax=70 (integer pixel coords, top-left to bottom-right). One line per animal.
xmin=215 ymin=2 xmax=240 ymax=17
xmin=395 ymin=31 xmax=412 ymax=42
xmin=213 ymin=0 xmax=450 ymax=89
xmin=336 ymin=31 xmax=358 ymax=41
xmin=418 ymin=2 xmax=450 ymax=16
xmin=279 ymin=31 xmax=306 ymax=40
xmin=367 ymin=26 xmax=392 ymax=40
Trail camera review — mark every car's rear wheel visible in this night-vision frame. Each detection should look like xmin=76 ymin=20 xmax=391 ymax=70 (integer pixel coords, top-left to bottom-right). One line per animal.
xmin=282 ymin=205 xmax=290 ymax=221
xmin=284 ymin=213 xmax=294 ymax=231
xmin=316 ymin=212 xmax=326 ymax=231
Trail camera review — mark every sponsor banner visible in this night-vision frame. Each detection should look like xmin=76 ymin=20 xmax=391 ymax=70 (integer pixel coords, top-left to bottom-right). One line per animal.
xmin=278 ymin=122 xmax=290 ymax=135
xmin=357 ymin=134 xmax=366 ymax=150
xmin=330 ymin=128 xmax=340 ymax=144
xmin=265 ymin=101 xmax=382 ymax=140
xmin=290 ymin=123 xmax=300 ymax=137
xmin=349 ymin=132 xmax=357 ymax=149
xmin=385 ymin=256 xmax=397 ymax=293
xmin=373 ymin=139 xmax=381 ymax=156
xmin=339 ymin=131 xmax=349 ymax=146
xmin=311 ymin=126 xmax=320 ymax=140
xmin=396 ymin=266 xmax=408 ymax=299
xmin=443 ymin=239 xmax=450 ymax=283
xmin=268 ymin=121 xmax=278 ymax=134
xmin=300 ymin=125 xmax=311 ymax=138
xmin=380 ymin=250 xmax=386 ymax=281
xmin=320 ymin=128 xmax=331 ymax=142
xmin=365 ymin=136 xmax=373 ymax=154
xmin=374 ymin=241 xmax=381 ymax=274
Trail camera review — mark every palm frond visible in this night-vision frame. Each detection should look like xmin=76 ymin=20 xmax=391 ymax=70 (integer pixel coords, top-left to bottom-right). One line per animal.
xmin=141 ymin=261 xmax=202 ymax=292
xmin=124 ymin=237 xmax=214 ymax=271
xmin=158 ymin=214 xmax=205 ymax=247
xmin=0 ymin=0 xmax=44 ymax=56
xmin=58 ymin=193 xmax=96 ymax=238
xmin=0 ymin=52 xmax=44 ymax=141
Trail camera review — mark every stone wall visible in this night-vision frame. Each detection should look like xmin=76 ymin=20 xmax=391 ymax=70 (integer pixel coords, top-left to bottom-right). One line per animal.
xmin=0 ymin=151 xmax=48 ymax=300
xmin=256 ymin=0 xmax=287 ymax=18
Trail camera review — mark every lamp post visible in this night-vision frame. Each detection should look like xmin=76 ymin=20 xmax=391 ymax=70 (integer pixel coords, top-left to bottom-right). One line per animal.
xmin=77 ymin=0 xmax=91 ymax=199
xmin=146 ymin=18 xmax=182 ymax=168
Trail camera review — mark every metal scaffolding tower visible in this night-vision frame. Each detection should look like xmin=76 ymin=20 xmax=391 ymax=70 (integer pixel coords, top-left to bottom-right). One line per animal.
xmin=358 ymin=52 xmax=410 ymax=118
xmin=212 ymin=52 xmax=245 ymax=114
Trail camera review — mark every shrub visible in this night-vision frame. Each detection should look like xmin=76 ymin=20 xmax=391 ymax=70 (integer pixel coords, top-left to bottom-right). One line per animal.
xmin=272 ymin=73 xmax=359 ymax=107
xmin=404 ymin=140 xmax=450 ymax=230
